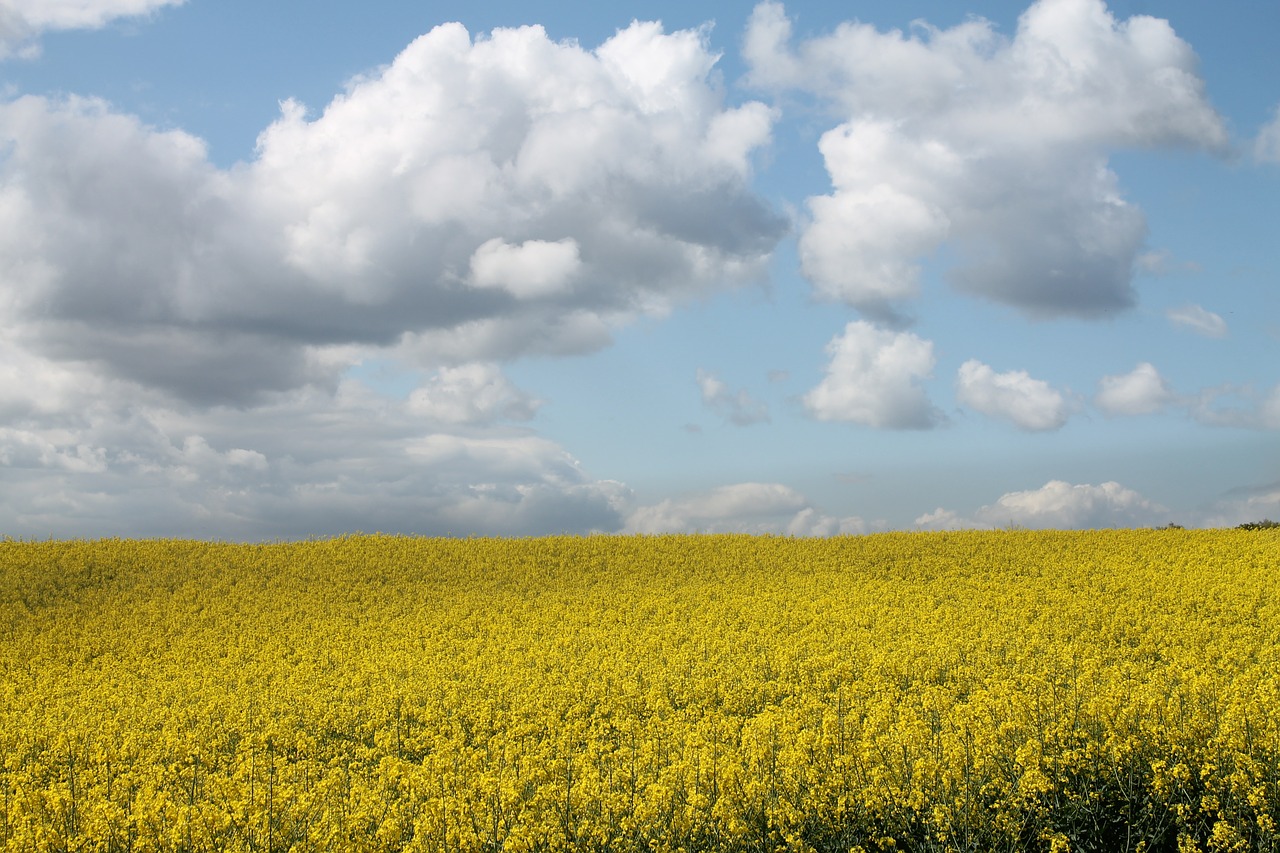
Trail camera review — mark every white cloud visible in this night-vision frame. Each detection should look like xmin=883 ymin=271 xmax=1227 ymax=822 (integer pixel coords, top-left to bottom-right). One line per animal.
xmin=918 ymin=480 xmax=1169 ymax=530
xmin=0 ymin=16 xmax=793 ymax=538
xmin=247 ymin=21 xmax=782 ymax=327
xmin=956 ymin=359 xmax=1070 ymax=431
xmin=168 ymin=435 xmax=269 ymax=483
xmin=3 ymin=6 xmax=801 ymax=540
xmin=1092 ymin=365 xmax=1278 ymax=428
xmin=1166 ymin=303 xmax=1228 ymax=338
xmin=1095 ymin=362 xmax=1177 ymax=416
xmin=627 ymin=482 xmax=805 ymax=533
xmin=703 ymin=101 xmax=778 ymax=175
xmin=1135 ymin=249 xmax=1200 ymax=276
xmin=804 ymin=321 xmax=942 ymax=429
xmin=696 ymin=369 xmax=769 ymax=426
xmin=784 ymin=507 xmax=871 ymax=537
xmin=0 ymin=0 xmax=183 ymax=58
xmin=1265 ymin=388 xmax=1280 ymax=430
xmin=799 ymin=122 xmax=953 ymax=315
xmin=745 ymin=0 xmax=1226 ymax=319
xmin=0 ymin=427 xmax=108 ymax=473
xmin=625 ymin=482 xmax=867 ymax=535
xmin=1255 ymin=106 xmax=1280 ymax=164
xmin=1191 ymin=384 xmax=1280 ymax=430
xmin=2 ymin=0 xmax=181 ymax=29
xmin=0 ymin=334 xmax=117 ymax=420
xmin=1135 ymin=250 xmax=1167 ymax=274
xmin=980 ymin=480 xmax=1167 ymax=529
xmin=469 ymin=238 xmax=582 ymax=299
xmin=0 ymin=19 xmax=784 ymax=404
xmin=913 ymin=507 xmax=980 ymax=531
xmin=406 ymin=364 xmax=541 ymax=425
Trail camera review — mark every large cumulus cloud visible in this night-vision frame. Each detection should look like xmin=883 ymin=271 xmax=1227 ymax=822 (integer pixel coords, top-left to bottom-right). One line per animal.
xmin=0 ymin=18 xmax=787 ymax=538
xmin=0 ymin=19 xmax=785 ymax=405
xmin=745 ymin=0 xmax=1226 ymax=320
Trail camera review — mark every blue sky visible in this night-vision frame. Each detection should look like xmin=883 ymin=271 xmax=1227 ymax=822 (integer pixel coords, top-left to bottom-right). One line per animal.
xmin=0 ymin=0 xmax=1276 ymax=538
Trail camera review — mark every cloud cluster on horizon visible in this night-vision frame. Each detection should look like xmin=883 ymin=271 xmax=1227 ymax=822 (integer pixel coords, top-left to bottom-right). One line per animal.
xmin=627 ymin=477 xmax=1280 ymax=535
xmin=915 ymin=478 xmax=1280 ymax=532
xmin=625 ymin=482 xmax=872 ymax=536
xmin=915 ymin=480 xmax=1170 ymax=530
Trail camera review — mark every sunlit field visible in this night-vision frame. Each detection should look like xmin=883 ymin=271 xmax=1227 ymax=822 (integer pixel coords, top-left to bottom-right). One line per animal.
xmin=1 ymin=530 xmax=1277 ymax=852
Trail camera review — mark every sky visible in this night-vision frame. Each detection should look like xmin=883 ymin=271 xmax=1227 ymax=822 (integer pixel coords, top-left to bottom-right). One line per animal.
xmin=0 ymin=0 xmax=1277 ymax=539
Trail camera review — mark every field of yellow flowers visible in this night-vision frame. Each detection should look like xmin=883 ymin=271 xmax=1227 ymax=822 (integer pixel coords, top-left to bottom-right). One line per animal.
xmin=1 ymin=530 xmax=1277 ymax=852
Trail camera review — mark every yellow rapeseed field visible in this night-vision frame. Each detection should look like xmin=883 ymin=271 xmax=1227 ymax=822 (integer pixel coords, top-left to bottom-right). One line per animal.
xmin=1 ymin=530 xmax=1277 ymax=852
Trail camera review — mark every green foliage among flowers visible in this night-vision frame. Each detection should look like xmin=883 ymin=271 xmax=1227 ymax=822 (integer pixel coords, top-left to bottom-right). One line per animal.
xmin=1 ymin=530 xmax=1278 ymax=852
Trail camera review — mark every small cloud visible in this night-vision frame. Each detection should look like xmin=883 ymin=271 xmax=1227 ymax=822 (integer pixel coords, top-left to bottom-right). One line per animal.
xmin=1191 ymin=384 xmax=1280 ymax=430
xmin=803 ymin=321 xmax=943 ymax=429
xmin=914 ymin=507 xmax=978 ymax=531
xmin=833 ymin=471 xmax=871 ymax=485
xmin=785 ymin=507 xmax=870 ymax=537
xmin=767 ymin=369 xmax=790 ymax=383
xmin=956 ymin=359 xmax=1070 ymax=431
xmin=1135 ymin=249 xmax=1201 ymax=276
xmin=1255 ymin=105 xmax=1280 ymax=164
xmin=0 ymin=427 xmax=109 ymax=473
xmin=1135 ymin=250 xmax=1168 ymax=274
xmin=406 ymin=363 xmax=541 ymax=425
xmin=1095 ymin=362 xmax=1178 ymax=416
xmin=1166 ymin=304 xmax=1228 ymax=338
xmin=1 ymin=0 xmax=185 ymax=59
xmin=696 ymin=369 xmax=770 ymax=426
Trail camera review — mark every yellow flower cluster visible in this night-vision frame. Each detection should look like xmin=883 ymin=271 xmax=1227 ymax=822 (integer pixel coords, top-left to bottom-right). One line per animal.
xmin=0 ymin=530 xmax=1277 ymax=852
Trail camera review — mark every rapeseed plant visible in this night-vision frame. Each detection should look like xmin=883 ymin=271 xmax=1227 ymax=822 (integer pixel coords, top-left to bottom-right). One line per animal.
xmin=0 ymin=531 xmax=1276 ymax=851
